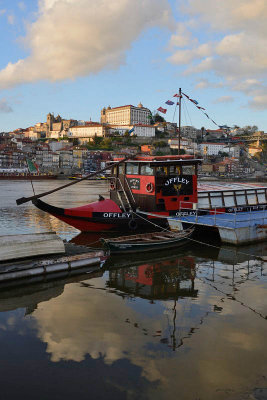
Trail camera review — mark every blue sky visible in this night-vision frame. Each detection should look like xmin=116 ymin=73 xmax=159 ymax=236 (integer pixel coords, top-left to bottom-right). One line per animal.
xmin=0 ymin=0 xmax=267 ymax=132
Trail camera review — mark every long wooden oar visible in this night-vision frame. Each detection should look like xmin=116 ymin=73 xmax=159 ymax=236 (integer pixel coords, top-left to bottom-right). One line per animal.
xmin=16 ymin=152 xmax=139 ymax=205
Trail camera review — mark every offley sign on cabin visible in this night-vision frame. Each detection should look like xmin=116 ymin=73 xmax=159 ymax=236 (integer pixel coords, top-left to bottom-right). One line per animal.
xmin=164 ymin=176 xmax=190 ymax=186
xmin=162 ymin=175 xmax=193 ymax=196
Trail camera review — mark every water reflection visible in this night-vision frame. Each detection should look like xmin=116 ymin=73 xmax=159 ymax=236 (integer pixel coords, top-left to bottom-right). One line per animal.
xmin=1 ymin=181 xmax=267 ymax=399
xmin=0 ymin=246 xmax=266 ymax=399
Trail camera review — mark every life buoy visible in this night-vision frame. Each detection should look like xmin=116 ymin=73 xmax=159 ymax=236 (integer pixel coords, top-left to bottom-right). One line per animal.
xmin=128 ymin=219 xmax=138 ymax=230
xmin=110 ymin=181 xmax=115 ymax=190
xmin=146 ymin=182 xmax=154 ymax=193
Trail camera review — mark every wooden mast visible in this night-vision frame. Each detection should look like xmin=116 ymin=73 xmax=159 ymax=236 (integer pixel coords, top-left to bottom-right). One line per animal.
xmin=178 ymin=87 xmax=182 ymax=155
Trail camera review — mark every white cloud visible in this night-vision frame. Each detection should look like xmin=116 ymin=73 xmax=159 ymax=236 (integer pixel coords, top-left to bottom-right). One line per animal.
xmin=0 ymin=9 xmax=6 ymax=16
xmin=0 ymin=0 xmax=171 ymax=89
xmin=0 ymin=98 xmax=13 ymax=113
xmin=213 ymin=96 xmax=234 ymax=104
xmin=195 ymin=79 xmax=223 ymax=90
xmin=168 ymin=23 xmax=195 ymax=49
xmin=168 ymin=43 xmax=212 ymax=65
xmin=169 ymin=0 xmax=267 ymax=109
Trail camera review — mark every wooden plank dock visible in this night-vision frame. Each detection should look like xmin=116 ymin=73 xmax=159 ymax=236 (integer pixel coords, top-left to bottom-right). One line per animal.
xmin=0 ymin=233 xmax=106 ymax=284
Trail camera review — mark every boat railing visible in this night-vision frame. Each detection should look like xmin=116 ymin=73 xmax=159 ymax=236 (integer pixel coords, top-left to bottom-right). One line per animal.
xmin=116 ymin=177 xmax=134 ymax=212
xmin=124 ymin=177 xmax=137 ymax=207
xmin=177 ymin=201 xmax=267 ymax=228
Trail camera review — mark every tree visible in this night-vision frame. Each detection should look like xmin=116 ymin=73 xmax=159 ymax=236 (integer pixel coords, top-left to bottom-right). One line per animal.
xmin=153 ymin=113 xmax=166 ymax=123
xmin=242 ymin=125 xmax=258 ymax=135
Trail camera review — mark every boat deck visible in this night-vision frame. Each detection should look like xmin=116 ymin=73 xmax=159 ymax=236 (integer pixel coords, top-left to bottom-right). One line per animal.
xmin=169 ymin=210 xmax=267 ymax=245
xmin=173 ymin=210 xmax=267 ymax=229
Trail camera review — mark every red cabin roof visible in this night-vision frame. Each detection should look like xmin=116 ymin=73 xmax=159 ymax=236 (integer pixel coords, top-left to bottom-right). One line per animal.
xmin=113 ymin=155 xmax=201 ymax=163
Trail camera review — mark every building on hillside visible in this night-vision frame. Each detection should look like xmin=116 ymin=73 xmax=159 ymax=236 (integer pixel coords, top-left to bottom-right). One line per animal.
xmin=68 ymin=123 xmax=107 ymax=143
xmin=108 ymin=124 xmax=155 ymax=137
xmin=24 ymin=128 xmax=41 ymax=140
xmin=49 ymin=141 xmax=71 ymax=152
xmin=181 ymin=126 xmax=198 ymax=139
xmin=46 ymin=113 xmax=78 ymax=138
xmin=205 ymin=129 xmax=227 ymax=140
xmin=222 ymin=145 xmax=240 ymax=158
xmin=100 ymin=103 xmax=151 ymax=126
xmin=198 ymin=142 xmax=228 ymax=156
xmin=168 ymin=138 xmax=197 ymax=154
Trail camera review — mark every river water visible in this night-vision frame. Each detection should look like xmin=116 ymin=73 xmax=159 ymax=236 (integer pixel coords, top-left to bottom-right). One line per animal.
xmin=0 ymin=180 xmax=266 ymax=400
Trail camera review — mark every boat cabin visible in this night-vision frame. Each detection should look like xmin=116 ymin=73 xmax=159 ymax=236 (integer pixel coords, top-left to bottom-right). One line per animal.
xmin=109 ymin=155 xmax=202 ymax=213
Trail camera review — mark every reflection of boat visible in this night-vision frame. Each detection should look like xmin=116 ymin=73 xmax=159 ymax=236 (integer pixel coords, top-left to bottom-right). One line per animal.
xmin=101 ymin=228 xmax=193 ymax=254
xmin=105 ymin=253 xmax=197 ymax=300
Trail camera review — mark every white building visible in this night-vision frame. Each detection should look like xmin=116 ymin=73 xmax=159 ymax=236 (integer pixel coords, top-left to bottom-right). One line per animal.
xmin=169 ymin=138 xmax=198 ymax=154
xmin=109 ymin=124 xmax=155 ymax=137
xmin=199 ymin=142 xmax=228 ymax=156
xmin=101 ymin=103 xmax=151 ymax=126
xmin=68 ymin=124 xmax=105 ymax=140
xmin=222 ymin=145 xmax=240 ymax=158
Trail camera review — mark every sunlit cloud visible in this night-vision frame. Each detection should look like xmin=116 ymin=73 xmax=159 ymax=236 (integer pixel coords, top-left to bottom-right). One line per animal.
xmin=213 ymin=96 xmax=234 ymax=104
xmin=169 ymin=0 xmax=267 ymax=109
xmin=0 ymin=0 xmax=172 ymax=90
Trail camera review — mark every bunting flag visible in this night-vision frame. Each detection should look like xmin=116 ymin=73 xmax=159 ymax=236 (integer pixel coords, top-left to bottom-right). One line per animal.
xmin=182 ymin=93 xmax=190 ymax=99
xmin=165 ymin=100 xmax=174 ymax=105
xmin=173 ymin=94 xmax=182 ymax=98
xmin=182 ymin=91 xmax=221 ymax=127
xmin=157 ymin=107 xmax=167 ymax=114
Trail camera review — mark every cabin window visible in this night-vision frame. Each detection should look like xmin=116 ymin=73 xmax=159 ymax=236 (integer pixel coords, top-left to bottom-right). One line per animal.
xmin=126 ymin=162 xmax=139 ymax=175
xmin=182 ymin=166 xmax=194 ymax=175
xmin=198 ymin=194 xmax=210 ymax=209
xmin=223 ymin=192 xmax=235 ymax=207
xmin=118 ymin=164 xmax=125 ymax=175
xmin=156 ymin=166 xmax=167 ymax=176
xmin=235 ymin=190 xmax=246 ymax=206
xmin=140 ymin=164 xmax=154 ymax=176
xmin=169 ymin=165 xmax=181 ymax=175
xmin=247 ymin=190 xmax=257 ymax=205
xmin=257 ymin=190 xmax=266 ymax=204
xmin=210 ymin=194 xmax=223 ymax=208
